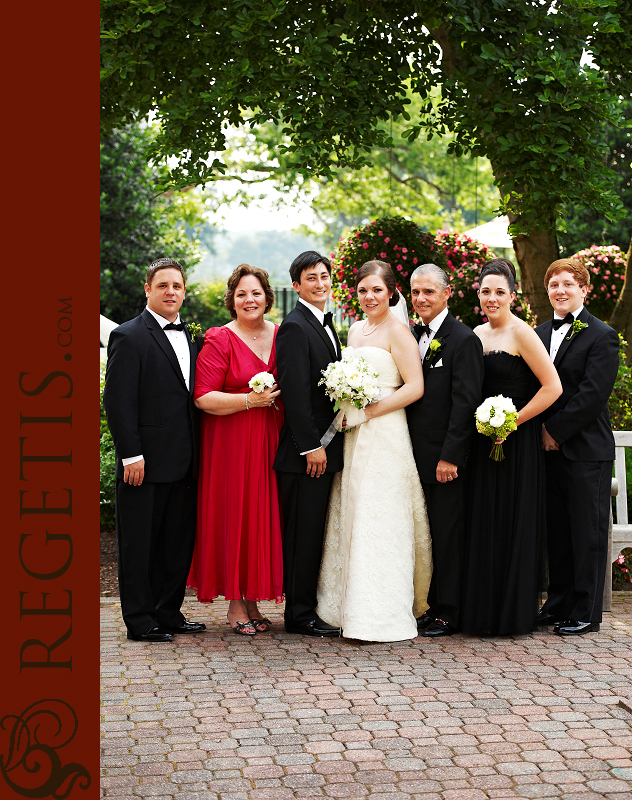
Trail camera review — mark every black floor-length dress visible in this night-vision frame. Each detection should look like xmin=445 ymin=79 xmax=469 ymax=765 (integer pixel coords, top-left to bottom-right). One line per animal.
xmin=462 ymin=351 xmax=546 ymax=635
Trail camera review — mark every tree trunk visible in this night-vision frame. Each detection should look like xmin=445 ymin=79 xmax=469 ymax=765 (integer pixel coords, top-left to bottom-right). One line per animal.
xmin=429 ymin=22 xmax=560 ymax=324
xmin=511 ymin=226 xmax=560 ymax=325
xmin=608 ymin=238 xmax=632 ymax=364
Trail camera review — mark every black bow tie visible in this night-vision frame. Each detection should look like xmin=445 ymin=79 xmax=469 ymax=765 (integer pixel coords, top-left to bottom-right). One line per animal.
xmin=323 ymin=312 xmax=333 ymax=329
xmin=419 ymin=324 xmax=432 ymax=338
xmin=552 ymin=312 xmax=574 ymax=330
xmin=163 ymin=321 xmax=184 ymax=331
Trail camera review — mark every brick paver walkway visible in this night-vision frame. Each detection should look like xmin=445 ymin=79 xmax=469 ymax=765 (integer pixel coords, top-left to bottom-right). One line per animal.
xmin=101 ymin=594 xmax=632 ymax=799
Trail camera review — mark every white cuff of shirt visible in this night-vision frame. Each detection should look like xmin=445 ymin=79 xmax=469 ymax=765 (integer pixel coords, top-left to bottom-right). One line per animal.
xmin=300 ymin=447 xmax=321 ymax=456
xmin=122 ymin=455 xmax=143 ymax=466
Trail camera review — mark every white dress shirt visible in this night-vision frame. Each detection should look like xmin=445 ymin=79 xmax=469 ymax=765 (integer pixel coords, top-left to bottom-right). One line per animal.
xmin=418 ymin=306 xmax=449 ymax=361
xmin=298 ymin=298 xmax=338 ymax=350
xmin=298 ymin=298 xmax=337 ymax=455
xmin=122 ymin=308 xmax=190 ymax=467
xmin=549 ymin=305 xmax=584 ymax=363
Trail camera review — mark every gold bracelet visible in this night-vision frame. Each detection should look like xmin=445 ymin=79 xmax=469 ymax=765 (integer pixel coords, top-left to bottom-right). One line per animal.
xmin=245 ymin=393 xmax=250 ymax=410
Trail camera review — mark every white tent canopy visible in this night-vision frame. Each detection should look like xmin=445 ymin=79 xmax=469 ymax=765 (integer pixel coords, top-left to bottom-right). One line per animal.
xmin=100 ymin=314 xmax=118 ymax=347
xmin=463 ymin=216 xmax=513 ymax=250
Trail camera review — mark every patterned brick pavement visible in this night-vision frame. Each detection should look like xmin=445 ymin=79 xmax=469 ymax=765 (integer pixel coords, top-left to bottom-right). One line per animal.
xmin=101 ymin=594 xmax=632 ymax=799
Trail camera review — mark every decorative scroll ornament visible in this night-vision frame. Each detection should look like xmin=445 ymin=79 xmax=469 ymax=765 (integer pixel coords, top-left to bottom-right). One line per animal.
xmin=0 ymin=699 xmax=91 ymax=798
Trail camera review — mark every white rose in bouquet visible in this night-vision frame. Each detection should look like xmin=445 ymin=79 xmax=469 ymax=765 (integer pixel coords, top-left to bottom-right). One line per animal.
xmin=477 ymin=406 xmax=491 ymax=423
xmin=248 ymin=371 xmax=279 ymax=410
xmin=318 ymin=350 xmax=381 ymax=445
xmin=248 ymin=371 xmax=276 ymax=392
xmin=341 ymin=347 xmax=355 ymax=362
xmin=475 ymin=394 xmax=519 ymax=461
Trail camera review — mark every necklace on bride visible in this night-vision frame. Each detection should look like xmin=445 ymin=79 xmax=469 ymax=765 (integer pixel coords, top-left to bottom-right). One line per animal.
xmin=362 ymin=315 xmax=389 ymax=336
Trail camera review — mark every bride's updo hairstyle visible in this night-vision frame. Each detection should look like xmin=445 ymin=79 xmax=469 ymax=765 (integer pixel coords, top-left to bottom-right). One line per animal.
xmin=479 ymin=258 xmax=516 ymax=293
xmin=355 ymin=260 xmax=400 ymax=307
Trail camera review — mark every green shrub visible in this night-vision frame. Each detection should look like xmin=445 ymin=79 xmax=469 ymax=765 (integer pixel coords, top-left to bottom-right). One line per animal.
xmin=100 ymin=358 xmax=116 ymax=531
xmin=100 ymin=430 xmax=116 ymax=531
xmin=609 ymin=334 xmax=631 ymax=585
xmin=608 ymin=334 xmax=632 ymax=432
xmin=183 ymin=280 xmax=232 ymax=332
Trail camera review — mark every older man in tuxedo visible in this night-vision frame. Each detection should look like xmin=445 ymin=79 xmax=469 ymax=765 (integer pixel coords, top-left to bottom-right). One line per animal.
xmin=406 ymin=264 xmax=484 ymax=637
xmin=536 ymin=258 xmax=619 ymax=635
xmin=103 ymin=257 xmax=205 ymax=642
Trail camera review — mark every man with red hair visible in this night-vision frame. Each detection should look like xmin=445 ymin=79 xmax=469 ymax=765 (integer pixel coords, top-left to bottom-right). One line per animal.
xmin=535 ymin=258 xmax=619 ymax=635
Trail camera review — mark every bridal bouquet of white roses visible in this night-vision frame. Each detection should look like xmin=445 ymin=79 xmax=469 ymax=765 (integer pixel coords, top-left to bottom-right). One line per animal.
xmin=318 ymin=349 xmax=380 ymax=442
xmin=475 ymin=395 xmax=519 ymax=461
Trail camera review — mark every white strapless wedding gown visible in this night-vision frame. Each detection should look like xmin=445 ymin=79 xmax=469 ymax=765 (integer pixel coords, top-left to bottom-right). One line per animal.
xmin=316 ymin=346 xmax=432 ymax=641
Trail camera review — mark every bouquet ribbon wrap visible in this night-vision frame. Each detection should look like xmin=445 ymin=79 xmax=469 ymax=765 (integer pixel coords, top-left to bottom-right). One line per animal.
xmin=320 ymin=402 xmax=368 ymax=448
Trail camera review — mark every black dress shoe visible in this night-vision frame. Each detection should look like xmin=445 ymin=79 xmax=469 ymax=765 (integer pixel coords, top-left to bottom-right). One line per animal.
xmin=286 ymin=619 xmax=340 ymax=637
xmin=536 ymin=610 xmax=560 ymax=626
xmin=554 ymin=619 xmax=600 ymax=636
xmin=127 ymin=626 xmax=174 ymax=642
xmin=416 ymin=612 xmax=435 ymax=630
xmin=421 ymin=619 xmax=456 ymax=637
xmin=170 ymin=620 xmax=206 ymax=634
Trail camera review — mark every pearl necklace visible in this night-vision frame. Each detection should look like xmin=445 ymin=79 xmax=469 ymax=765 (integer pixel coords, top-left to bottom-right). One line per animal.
xmin=362 ymin=315 xmax=389 ymax=336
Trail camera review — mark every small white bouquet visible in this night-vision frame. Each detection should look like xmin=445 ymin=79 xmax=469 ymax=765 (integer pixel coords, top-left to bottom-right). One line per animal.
xmin=248 ymin=371 xmax=276 ymax=393
xmin=475 ymin=394 xmax=519 ymax=461
xmin=318 ymin=349 xmax=381 ymax=440
xmin=248 ymin=371 xmax=278 ymax=409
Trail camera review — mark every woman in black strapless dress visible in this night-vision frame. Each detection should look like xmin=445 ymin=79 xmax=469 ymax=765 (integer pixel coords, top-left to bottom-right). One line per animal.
xmin=462 ymin=260 xmax=562 ymax=636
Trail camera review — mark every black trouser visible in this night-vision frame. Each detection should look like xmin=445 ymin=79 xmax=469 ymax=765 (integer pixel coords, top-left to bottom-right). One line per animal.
xmin=116 ymin=473 xmax=197 ymax=636
xmin=542 ymin=452 xmax=611 ymax=623
xmin=276 ymin=470 xmax=336 ymax=628
xmin=422 ymin=478 xmax=467 ymax=629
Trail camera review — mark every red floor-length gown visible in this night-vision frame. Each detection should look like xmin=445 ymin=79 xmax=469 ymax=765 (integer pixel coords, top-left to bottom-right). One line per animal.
xmin=188 ymin=325 xmax=284 ymax=602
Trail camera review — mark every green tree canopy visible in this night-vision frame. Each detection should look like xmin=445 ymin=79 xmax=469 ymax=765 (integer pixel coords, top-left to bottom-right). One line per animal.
xmin=199 ymin=106 xmax=500 ymax=245
xmin=558 ymin=100 xmax=632 ymax=256
xmin=100 ymin=124 xmax=205 ymax=322
xmin=101 ymin=0 xmax=631 ymax=321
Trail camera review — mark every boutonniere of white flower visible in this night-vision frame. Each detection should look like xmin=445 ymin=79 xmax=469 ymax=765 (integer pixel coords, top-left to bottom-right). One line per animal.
xmin=187 ymin=322 xmax=203 ymax=340
xmin=426 ymin=337 xmax=443 ymax=360
xmin=565 ymin=320 xmax=588 ymax=341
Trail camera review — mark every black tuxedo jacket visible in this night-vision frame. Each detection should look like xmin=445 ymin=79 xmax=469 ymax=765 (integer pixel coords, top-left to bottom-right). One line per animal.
xmin=406 ymin=311 xmax=484 ymax=484
xmin=273 ymin=301 xmax=344 ymax=474
xmin=535 ymin=307 xmax=619 ymax=461
xmin=104 ymin=308 xmax=201 ymax=482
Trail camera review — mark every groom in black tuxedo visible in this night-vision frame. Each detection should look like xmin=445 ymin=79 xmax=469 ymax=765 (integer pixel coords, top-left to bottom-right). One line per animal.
xmin=273 ymin=251 xmax=344 ymax=636
xmin=406 ymin=264 xmax=484 ymax=637
xmin=536 ymin=258 xmax=619 ymax=635
xmin=103 ymin=258 xmax=205 ymax=642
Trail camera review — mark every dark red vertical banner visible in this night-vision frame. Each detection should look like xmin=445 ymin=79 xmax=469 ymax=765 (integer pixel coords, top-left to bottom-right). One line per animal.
xmin=1 ymin=2 xmax=99 ymax=798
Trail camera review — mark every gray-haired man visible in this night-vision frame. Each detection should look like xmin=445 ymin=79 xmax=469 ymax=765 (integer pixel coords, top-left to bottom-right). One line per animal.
xmin=406 ymin=264 xmax=484 ymax=636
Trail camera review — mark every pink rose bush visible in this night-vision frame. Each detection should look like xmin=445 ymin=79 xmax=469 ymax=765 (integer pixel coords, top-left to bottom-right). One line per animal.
xmin=570 ymin=244 xmax=625 ymax=322
xmin=330 ymin=217 xmax=437 ymax=320
xmin=435 ymin=230 xmax=534 ymax=328
xmin=331 ymin=216 xmax=534 ymax=327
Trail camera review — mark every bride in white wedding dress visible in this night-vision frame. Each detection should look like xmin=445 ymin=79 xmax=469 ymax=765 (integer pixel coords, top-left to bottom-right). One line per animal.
xmin=316 ymin=261 xmax=432 ymax=642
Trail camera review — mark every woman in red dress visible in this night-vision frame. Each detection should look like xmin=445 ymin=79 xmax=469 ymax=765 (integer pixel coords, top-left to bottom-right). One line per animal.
xmin=188 ymin=264 xmax=284 ymax=635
